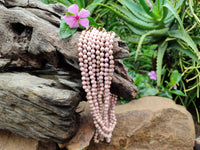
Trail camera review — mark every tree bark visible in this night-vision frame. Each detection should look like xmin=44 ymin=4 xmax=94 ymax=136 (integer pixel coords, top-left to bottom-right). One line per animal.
xmin=0 ymin=0 xmax=138 ymax=143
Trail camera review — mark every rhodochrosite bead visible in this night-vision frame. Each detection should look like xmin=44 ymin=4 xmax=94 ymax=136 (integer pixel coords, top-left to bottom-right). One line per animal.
xmin=78 ymin=27 xmax=117 ymax=143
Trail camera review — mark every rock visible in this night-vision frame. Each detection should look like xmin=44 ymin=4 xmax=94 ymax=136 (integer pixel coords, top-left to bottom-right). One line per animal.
xmin=0 ymin=130 xmax=57 ymax=150
xmin=88 ymin=96 xmax=195 ymax=150
xmin=65 ymin=102 xmax=95 ymax=150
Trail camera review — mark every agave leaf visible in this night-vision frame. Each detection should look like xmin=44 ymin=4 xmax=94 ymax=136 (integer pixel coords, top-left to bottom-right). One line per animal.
xmin=156 ymin=42 xmax=168 ymax=87
xmin=170 ymin=43 xmax=200 ymax=64
xmin=61 ymin=0 xmax=73 ymax=6
xmin=75 ymin=0 xmax=85 ymax=9
xmin=168 ymin=30 xmax=199 ymax=58
xmin=135 ymin=28 xmax=169 ymax=61
xmin=108 ymin=1 xmax=153 ymax=23
xmin=125 ymin=23 xmax=147 ymax=35
xmin=117 ymin=0 xmax=152 ymax=20
xmin=86 ymin=0 xmax=105 ymax=14
xmin=138 ymin=0 xmax=159 ymax=19
xmin=93 ymin=3 xmax=160 ymax=30
xmin=191 ymin=36 xmax=200 ymax=44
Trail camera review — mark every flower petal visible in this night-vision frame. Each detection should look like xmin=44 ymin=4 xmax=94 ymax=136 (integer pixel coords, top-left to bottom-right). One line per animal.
xmin=70 ymin=20 xmax=79 ymax=28
xmin=64 ymin=15 xmax=75 ymax=27
xmin=79 ymin=18 xmax=89 ymax=28
xmin=64 ymin=15 xmax=79 ymax=28
xmin=79 ymin=8 xmax=90 ymax=18
xmin=68 ymin=4 xmax=79 ymax=15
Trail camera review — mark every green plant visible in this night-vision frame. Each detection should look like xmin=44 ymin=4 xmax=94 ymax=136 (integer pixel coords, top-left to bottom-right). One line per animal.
xmin=95 ymin=0 xmax=199 ymax=88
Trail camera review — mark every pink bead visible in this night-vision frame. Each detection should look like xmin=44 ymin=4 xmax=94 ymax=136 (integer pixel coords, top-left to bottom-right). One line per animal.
xmin=87 ymin=52 xmax=91 ymax=56
xmin=78 ymin=47 xmax=82 ymax=52
xmin=105 ymin=63 xmax=109 ymax=67
xmin=109 ymin=56 xmax=114 ymax=60
xmin=84 ymin=59 xmax=88 ymax=63
xmin=89 ymin=71 xmax=93 ymax=75
xmin=105 ymin=68 xmax=109 ymax=72
xmin=100 ymin=42 xmax=104 ymax=47
xmin=105 ymin=42 xmax=109 ymax=46
xmin=105 ymin=53 xmax=109 ymax=57
xmin=100 ymin=63 xmax=104 ymax=67
xmin=88 ymin=57 xmax=92 ymax=61
xmin=105 ymin=47 xmax=109 ymax=52
xmin=92 ymin=59 xmax=96 ymax=63
xmin=78 ymin=43 xmax=82 ymax=47
xmin=100 ymin=47 xmax=104 ymax=52
xmin=104 ymin=58 xmax=109 ymax=62
xmin=109 ymin=50 xmax=113 ymax=55
xmin=88 ymin=66 xmax=92 ymax=70
xmin=96 ymin=45 xmax=100 ymax=50
xmin=96 ymin=56 xmax=100 ymax=60
xmin=110 ymin=60 xmax=114 ymax=65
xmin=83 ymin=39 xmax=87 ymax=43
xmin=96 ymin=50 xmax=100 ymax=55
xmin=91 ymin=49 xmax=95 ymax=54
xmin=110 ymin=64 xmax=114 ymax=68
xmin=87 ymin=46 xmax=91 ymax=51
xmin=81 ymin=72 xmax=86 ymax=76
xmin=79 ymin=58 xmax=83 ymax=62
xmin=80 ymin=67 xmax=84 ymax=71
xmin=109 ymin=39 xmax=114 ymax=44
xmin=109 ymin=45 xmax=113 ymax=49
xmin=100 ymin=58 xmax=104 ymax=62
xmin=83 ymin=49 xmax=87 ymax=54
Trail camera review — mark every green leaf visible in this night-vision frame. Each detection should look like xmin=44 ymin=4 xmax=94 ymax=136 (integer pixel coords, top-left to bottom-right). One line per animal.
xmin=170 ymin=70 xmax=181 ymax=86
xmin=192 ymin=36 xmax=200 ymax=44
xmin=86 ymin=0 xmax=105 ymax=14
xmin=159 ymin=91 xmax=172 ymax=99
xmin=156 ymin=42 xmax=168 ymax=87
xmin=87 ymin=17 xmax=104 ymax=27
xmin=59 ymin=19 xmax=77 ymax=39
xmin=170 ymin=43 xmax=200 ymax=64
xmin=92 ymin=3 xmax=160 ymax=30
xmin=163 ymin=1 xmax=199 ymax=59
xmin=135 ymin=28 xmax=168 ymax=60
xmin=169 ymin=90 xmax=185 ymax=96
xmin=116 ymin=0 xmax=153 ymax=21
xmin=61 ymin=0 xmax=73 ymax=6
xmin=138 ymin=0 xmax=159 ymax=19
xmin=140 ymin=88 xmax=157 ymax=97
xmin=125 ymin=23 xmax=147 ymax=35
xmin=168 ymin=30 xmax=199 ymax=59
xmin=75 ymin=0 xmax=85 ymax=9
xmin=39 ymin=0 xmax=55 ymax=4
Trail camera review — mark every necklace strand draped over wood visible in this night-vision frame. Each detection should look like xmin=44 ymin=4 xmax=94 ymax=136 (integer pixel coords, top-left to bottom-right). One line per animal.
xmin=78 ymin=26 xmax=117 ymax=143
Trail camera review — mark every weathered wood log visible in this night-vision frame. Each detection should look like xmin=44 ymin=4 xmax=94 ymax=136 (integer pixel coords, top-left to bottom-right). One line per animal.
xmin=0 ymin=0 xmax=139 ymax=143
xmin=0 ymin=72 xmax=81 ymax=143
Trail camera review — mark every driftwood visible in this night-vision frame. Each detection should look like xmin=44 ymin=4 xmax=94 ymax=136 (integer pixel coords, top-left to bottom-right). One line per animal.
xmin=0 ymin=0 xmax=139 ymax=143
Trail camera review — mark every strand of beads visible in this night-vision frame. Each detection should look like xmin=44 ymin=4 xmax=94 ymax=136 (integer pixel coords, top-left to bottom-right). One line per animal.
xmin=78 ymin=26 xmax=118 ymax=143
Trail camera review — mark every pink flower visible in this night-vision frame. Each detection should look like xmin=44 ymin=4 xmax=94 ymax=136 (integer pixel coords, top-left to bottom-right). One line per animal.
xmin=173 ymin=84 xmax=177 ymax=90
xmin=64 ymin=4 xmax=90 ymax=28
xmin=148 ymin=71 xmax=157 ymax=80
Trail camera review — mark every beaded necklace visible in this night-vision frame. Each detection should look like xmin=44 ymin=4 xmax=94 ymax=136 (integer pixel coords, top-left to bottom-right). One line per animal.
xmin=78 ymin=27 xmax=117 ymax=143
